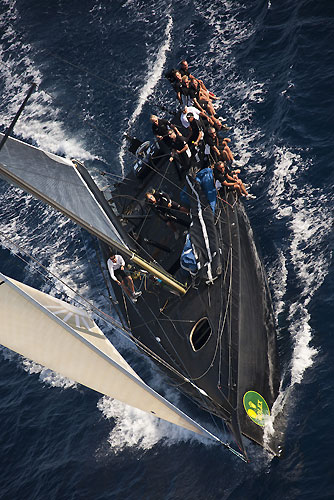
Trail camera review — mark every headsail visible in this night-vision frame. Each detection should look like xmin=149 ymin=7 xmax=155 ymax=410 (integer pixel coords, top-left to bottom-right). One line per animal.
xmin=0 ymin=273 xmax=215 ymax=439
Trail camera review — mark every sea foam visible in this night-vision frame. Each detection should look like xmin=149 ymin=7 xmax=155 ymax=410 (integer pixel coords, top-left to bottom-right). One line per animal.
xmin=118 ymin=14 xmax=173 ymax=177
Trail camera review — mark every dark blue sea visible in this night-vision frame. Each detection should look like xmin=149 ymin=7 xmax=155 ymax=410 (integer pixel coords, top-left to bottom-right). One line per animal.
xmin=0 ymin=0 xmax=333 ymax=498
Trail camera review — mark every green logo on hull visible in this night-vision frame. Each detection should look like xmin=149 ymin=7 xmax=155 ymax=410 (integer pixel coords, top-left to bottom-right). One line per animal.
xmin=243 ymin=391 xmax=270 ymax=427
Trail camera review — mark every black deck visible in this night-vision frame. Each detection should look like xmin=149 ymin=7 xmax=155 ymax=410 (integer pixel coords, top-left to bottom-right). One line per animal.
xmin=101 ymin=117 xmax=282 ymax=457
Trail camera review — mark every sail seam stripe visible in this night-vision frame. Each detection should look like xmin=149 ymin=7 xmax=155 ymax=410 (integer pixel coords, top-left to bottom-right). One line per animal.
xmin=0 ymin=228 xmax=191 ymax=385
xmin=0 ymin=228 xmax=130 ymax=334
xmin=2 ymin=273 xmax=228 ymax=444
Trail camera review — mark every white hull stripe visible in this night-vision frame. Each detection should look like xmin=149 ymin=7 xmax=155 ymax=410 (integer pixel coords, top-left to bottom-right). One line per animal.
xmin=186 ymin=176 xmax=213 ymax=282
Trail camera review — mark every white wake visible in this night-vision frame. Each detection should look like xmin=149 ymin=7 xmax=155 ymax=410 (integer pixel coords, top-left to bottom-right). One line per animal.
xmin=118 ymin=15 xmax=173 ymax=177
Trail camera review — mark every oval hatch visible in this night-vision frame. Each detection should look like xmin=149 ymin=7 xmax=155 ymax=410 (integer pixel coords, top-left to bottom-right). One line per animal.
xmin=189 ymin=317 xmax=212 ymax=351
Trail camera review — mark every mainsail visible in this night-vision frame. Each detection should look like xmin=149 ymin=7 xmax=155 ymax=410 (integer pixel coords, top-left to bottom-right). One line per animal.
xmin=0 ymin=133 xmax=129 ymax=250
xmin=0 ymin=133 xmax=186 ymax=294
xmin=0 ymin=272 xmax=218 ymax=440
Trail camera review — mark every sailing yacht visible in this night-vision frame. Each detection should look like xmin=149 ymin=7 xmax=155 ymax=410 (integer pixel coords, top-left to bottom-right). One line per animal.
xmin=0 ymin=86 xmax=282 ymax=461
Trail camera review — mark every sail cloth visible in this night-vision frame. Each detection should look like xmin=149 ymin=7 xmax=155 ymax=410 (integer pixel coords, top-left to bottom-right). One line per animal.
xmin=0 ymin=133 xmax=129 ymax=251
xmin=180 ymin=170 xmax=222 ymax=282
xmin=0 ymin=272 xmax=221 ymax=439
xmin=195 ymin=168 xmax=217 ymax=214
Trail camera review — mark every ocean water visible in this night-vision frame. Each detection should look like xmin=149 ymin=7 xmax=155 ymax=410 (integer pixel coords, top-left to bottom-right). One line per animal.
xmin=0 ymin=0 xmax=333 ymax=499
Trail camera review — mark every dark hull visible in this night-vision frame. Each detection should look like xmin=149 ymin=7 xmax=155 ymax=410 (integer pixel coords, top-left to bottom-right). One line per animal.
xmin=105 ymin=156 xmax=281 ymax=456
xmin=0 ymin=93 xmax=282 ymax=459
xmin=236 ymin=201 xmax=281 ymax=450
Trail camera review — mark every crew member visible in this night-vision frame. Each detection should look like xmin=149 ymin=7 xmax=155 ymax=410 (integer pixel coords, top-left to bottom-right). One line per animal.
xmin=180 ymin=75 xmax=206 ymax=111
xmin=181 ymin=106 xmax=227 ymax=136
xmin=165 ymin=128 xmax=192 ymax=175
xmin=168 ymin=70 xmax=183 ymax=104
xmin=107 ymin=253 xmax=142 ymax=302
xmin=186 ymin=113 xmax=204 ymax=147
xmin=204 ymin=127 xmax=235 ymax=164
xmin=213 ymin=161 xmax=255 ymax=198
xmin=180 ymin=105 xmax=201 ymax=128
xmin=150 ymin=115 xmax=171 ymax=140
xmin=150 ymin=114 xmax=172 ymax=154
xmin=179 ymin=60 xmax=220 ymax=101
xmin=188 ymin=77 xmax=217 ymax=117
xmin=145 ymin=190 xmax=190 ymax=238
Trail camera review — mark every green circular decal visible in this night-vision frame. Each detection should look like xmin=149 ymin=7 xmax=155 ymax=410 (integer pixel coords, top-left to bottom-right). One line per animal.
xmin=243 ymin=391 xmax=270 ymax=427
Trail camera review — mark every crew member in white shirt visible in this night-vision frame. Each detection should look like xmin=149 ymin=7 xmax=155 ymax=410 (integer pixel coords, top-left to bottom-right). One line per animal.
xmin=107 ymin=253 xmax=142 ymax=302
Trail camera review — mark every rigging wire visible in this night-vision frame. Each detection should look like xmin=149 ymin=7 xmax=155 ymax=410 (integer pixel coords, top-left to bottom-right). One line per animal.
xmin=69 ymin=144 xmax=244 ymax=450
xmin=0 ymin=229 xmax=204 ymax=387
xmin=82 ymin=117 xmax=242 ymax=234
xmin=44 ymin=47 xmax=172 ymax=118
xmin=2 ymin=64 xmax=240 ymax=252
xmin=37 ymin=49 xmax=233 ymax=223
xmin=43 ymin=50 xmax=137 ymax=95
xmin=0 ymin=229 xmax=129 ymax=335
xmin=110 ymin=191 xmax=244 ymax=449
xmin=1 ymin=57 xmax=250 ymax=460
xmin=20 ymin=80 xmax=239 ymax=361
xmin=0 ymin=229 xmax=199 ymax=401
xmin=0 ymin=226 xmax=247 ymax=459
xmin=39 ymin=44 xmax=240 ymax=220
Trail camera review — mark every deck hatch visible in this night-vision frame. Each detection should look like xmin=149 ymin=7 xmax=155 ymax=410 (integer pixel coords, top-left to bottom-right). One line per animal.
xmin=190 ymin=317 xmax=212 ymax=351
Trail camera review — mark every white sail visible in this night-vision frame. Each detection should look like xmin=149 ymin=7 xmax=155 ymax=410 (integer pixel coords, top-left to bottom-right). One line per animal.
xmin=0 ymin=273 xmax=218 ymax=440
xmin=0 ymin=133 xmax=128 ymax=250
